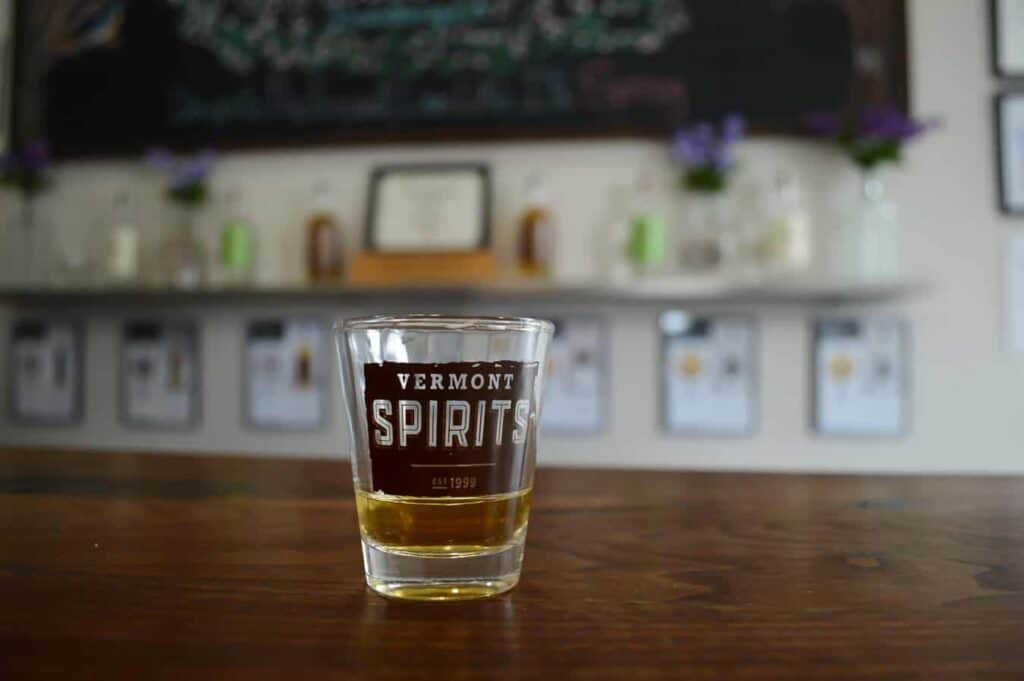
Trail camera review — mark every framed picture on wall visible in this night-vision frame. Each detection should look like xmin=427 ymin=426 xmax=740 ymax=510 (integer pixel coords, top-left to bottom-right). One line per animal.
xmin=659 ymin=311 xmax=758 ymax=437
xmin=993 ymin=0 xmax=1024 ymax=76
xmin=8 ymin=318 xmax=84 ymax=426
xmin=811 ymin=317 xmax=910 ymax=438
xmin=996 ymin=94 xmax=1024 ymax=213
xmin=120 ymin=321 xmax=200 ymax=430
xmin=539 ymin=317 xmax=608 ymax=435
xmin=244 ymin=319 xmax=329 ymax=431
xmin=365 ymin=164 xmax=491 ymax=252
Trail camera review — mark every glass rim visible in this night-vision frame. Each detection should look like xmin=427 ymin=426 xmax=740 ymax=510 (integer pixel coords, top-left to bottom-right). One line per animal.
xmin=336 ymin=314 xmax=554 ymax=334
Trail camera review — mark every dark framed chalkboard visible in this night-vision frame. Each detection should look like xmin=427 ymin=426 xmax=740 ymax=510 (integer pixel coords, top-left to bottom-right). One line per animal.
xmin=12 ymin=1 xmax=908 ymax=157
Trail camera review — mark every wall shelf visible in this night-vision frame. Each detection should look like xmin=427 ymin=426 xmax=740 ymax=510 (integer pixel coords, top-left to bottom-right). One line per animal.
xmin=0 ymin=275 xmax=928 ymax=308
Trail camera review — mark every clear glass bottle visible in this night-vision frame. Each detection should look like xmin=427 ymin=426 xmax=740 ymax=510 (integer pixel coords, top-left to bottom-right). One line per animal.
xmin=757 ymin=170 xmax=812 ymax=273
xmin=306 ymin=181 xmax=344 ymax=284
xmin=20 ymin=194 xmax=55 ymax=287
xmin=217 ymin=186 xmax=255 ymax=286
xmin=838 ymin=170 xmax=900 ymax=281
xmin=158 ymin=202 xmax=205 ymax=289
xmin=106 ymin=190 xmax=140 ymax=285
xmin=516 ymin=172 xmax=557 ymax=278
xmin=626 ymin=172 xmax=667 ymax=277
xmin=678 ymin=191 xmax=731 ymax=274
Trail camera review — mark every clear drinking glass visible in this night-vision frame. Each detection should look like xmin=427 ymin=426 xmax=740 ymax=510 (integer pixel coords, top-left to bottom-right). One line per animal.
xmin=335 ymin=315 xmax=553 ymax=601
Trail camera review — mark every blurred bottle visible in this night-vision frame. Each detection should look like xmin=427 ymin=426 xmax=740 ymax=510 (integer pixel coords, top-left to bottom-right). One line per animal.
xmin=105 ymin=190 xmax=140 ymax=285
xmin=295 ymin=344 xmax=313 ymax=389
xmin=218 ymin=186 xmax=256 ymax=286
xmin=626 ymin=172 xmax=667 ymax=277
xmin=757 ymin=170 xmax=811 ymax=272
xmin=306 ymin=181 xmax=344 ymax=284
xmin=516 ymin=172 xmax=557 ymax=279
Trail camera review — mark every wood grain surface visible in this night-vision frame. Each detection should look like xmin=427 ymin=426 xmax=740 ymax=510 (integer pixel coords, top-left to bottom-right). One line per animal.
xmin=1 ymin=447 xmax=1022 ymax=680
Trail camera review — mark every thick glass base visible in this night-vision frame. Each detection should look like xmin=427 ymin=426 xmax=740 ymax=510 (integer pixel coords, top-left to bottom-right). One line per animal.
xmin=361 ymin=538 xmax=524 ymax=601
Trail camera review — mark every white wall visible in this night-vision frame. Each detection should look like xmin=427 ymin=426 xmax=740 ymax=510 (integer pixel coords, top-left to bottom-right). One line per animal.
xmin=2 ymin=0 xmax=1022 ymax=473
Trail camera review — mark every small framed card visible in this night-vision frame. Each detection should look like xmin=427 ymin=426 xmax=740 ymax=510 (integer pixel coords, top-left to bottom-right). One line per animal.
xmin=993 ymin=0 xmax=1024 ymax=76
xmin=365 ymin=163 xmax=491 ymax=252
xmin=660 ymin=312 xmax=757 ymax=436
xmin=245 ymin=319 xmax=328 ymax=431
xmin=8 ymin=318 xmax=84 ymax=425
xmin=812 ymin=317 xmax=910 ymax=437
xmin=540 ymin=317 xmax=607 ymax=434
xmin=997 ymin=93 xmax=1024 ymax=213
xmin=121 ymin=321 xmax=200 ymax=430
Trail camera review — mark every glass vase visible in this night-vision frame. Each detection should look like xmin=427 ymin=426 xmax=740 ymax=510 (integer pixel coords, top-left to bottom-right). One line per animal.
xmin=18 ymin=194 xmax=53 ymax=288
xmin=838 ymin=171 xmax=901 ymax=281
xmin=678 ymin=191 xmax=736 ymax=274
xmin=158 ymin=203 xmax=205 ymax=289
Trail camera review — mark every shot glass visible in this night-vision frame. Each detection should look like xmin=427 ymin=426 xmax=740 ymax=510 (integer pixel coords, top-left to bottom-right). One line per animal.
xmin=335 ymin=315 xmax=553 ymax=601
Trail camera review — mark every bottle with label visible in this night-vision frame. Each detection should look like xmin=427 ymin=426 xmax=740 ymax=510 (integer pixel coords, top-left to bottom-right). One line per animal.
xmin=218 ymin=186 xmax=255 ymax=286
xmin=756 ymin=170 xmax=812 ymax=272
xmin=106 ymin=190 xmax=140 ymax=285
xmin=626 ymin=172 xmax=667 ymax=277
xmin=516 ymin=172 xmax=557 ymax=278
xmin=306 ymin=181 xmax=344 ymax=284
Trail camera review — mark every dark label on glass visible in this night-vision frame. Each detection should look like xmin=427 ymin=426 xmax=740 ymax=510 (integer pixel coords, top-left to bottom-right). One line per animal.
xmin=363 ymin=361 xmax=539 ymax=497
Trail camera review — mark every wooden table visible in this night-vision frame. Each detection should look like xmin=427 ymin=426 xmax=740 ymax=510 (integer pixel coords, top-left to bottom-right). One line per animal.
xmin=1 ymin=448 xmax=1023 ymax=680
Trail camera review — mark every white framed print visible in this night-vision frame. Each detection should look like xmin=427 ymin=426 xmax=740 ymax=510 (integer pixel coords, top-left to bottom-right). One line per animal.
xmin=120 ymin=321 xmax=200 ymax=430
xmin=366 ymin=164 xmax=491 ymax=252
xmin=993 ymin=0 xmax=1024 ymax=76
xmin=812 ymin=317 xmax=910 ymax=437
xmin=660 ymin=312 xmax=757 ymax=436
xmin=540 ymin=317 xmax=607 ymax=434
xmin=245 ymin=319 xmax=328 ymax=431
xmin=997 ymin=93 xmax=1024 ymax=213
xmin=8 ymin=318 xmax=84 ymax=425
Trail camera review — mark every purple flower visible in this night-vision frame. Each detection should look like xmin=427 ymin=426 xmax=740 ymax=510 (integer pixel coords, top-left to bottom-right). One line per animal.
xmin=146 ymin=148 xmax=216 ymax=204
xmin=144 ymin=148 xmax=177 ymax=174
xmin=859 ymin=105 xmax=926 ymax=142
xmin=803 ymin=112 xmax=845 ymax=137
xmin=721 ymin=114 xmax=746 ymax=144
xmin=171 ymin=150 xmax=215 ymax=190
xmin=671 ymin=114 xmax=744 ymax=172
xmin=21 ymin=140 xmax=51 ymax=172
xmin=672 ymin=129 xmax=710 ymax=166
xmin=709 ymin=143 xmax=735 ymax=172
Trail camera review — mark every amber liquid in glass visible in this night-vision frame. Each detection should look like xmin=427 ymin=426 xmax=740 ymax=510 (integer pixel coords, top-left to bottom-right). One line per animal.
xmin=517 ymin=206 xmax=554 ymax=278
xmin=306 ymin=213 xmax=344 ymax=283
xmin=355 ymin=488 xmax=531 ymax=557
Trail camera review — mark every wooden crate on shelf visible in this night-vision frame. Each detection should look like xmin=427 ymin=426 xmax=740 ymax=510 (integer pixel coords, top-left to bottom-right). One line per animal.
xmin=348 ymin=251 xmax=500 ymax=285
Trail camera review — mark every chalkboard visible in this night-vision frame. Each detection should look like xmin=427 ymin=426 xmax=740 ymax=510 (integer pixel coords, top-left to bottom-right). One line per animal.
xmin=13 ymin=1 xmax=907 ymax=156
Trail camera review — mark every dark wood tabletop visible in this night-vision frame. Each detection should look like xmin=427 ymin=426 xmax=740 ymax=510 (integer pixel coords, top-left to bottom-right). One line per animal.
xmin=1 ymin=447 xmax=1023 ymax=680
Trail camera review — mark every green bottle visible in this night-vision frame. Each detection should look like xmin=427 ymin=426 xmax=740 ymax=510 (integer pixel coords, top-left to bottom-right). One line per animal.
xmin=629 ymin=215 xmax=667 ymax=269
xmin=219 ymin=187 xmax=255 ymax=286
xmin=626 ymin=174 xmax=666 ymax=274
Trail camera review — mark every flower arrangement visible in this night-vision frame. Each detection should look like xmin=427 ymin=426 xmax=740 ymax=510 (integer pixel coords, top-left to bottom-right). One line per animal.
xmin=0 ymin=140 xmax=53 ymax=196
xmin=671 ymin=114 xmax=745 ymax=192
xmin=804 ymin=105 xmax=929 ymax=170
xmin=145 ymin=148 xmax=217 ymax=205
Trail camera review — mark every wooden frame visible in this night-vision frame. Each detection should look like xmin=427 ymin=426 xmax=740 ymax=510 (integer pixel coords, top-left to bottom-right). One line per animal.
xmin=364 ymin=163 xmax=492 ymax=253
xmin=11 ymin=1 xmax=909 ymax=157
